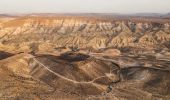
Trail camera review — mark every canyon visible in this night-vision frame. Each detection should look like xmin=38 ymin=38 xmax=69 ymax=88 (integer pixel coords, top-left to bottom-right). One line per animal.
xmin=0 ymin=15 xmax=170 ymax=100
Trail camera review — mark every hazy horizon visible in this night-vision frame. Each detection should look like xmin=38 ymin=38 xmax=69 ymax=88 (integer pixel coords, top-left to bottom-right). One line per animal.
xmin=0 ymin=0 xmax=170 ymax=14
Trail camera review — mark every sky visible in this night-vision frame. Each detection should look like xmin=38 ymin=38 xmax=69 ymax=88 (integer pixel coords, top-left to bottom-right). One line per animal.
xmin=0 ymin=0 xmax=169 ymax=14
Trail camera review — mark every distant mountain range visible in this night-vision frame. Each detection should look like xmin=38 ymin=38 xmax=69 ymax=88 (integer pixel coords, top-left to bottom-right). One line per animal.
xmin=0 ymin=13 xmax=170 ymax=18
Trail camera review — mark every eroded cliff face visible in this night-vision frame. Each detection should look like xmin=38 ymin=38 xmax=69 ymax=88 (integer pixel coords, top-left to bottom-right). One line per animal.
xmin=0 ymin=17 xmax=170 ymax=53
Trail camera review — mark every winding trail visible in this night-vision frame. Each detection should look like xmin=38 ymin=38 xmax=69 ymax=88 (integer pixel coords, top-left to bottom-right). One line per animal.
xmin=30 ymin=55 xmax=113 ymax=85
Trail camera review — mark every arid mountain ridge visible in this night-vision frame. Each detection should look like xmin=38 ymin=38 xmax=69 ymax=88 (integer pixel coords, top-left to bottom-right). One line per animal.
xmin=0 ymin=16 xmax=170 ymax=53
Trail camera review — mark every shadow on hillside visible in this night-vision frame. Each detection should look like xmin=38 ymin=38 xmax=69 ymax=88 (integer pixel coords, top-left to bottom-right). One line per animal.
xmin=0 ymin=51 xmax=14 ymax=60
xmin=36 ymin=52 xmax=90 ymax=62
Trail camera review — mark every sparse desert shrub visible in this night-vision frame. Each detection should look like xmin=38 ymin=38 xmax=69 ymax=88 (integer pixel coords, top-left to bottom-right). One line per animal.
xmin=29 ymin=43 xmax=39 ymax=55
xmin=68 ymin=45 xmax=79 ymax=52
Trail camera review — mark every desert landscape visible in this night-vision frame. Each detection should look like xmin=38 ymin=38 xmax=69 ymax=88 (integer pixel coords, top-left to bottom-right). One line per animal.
xmin=0 ymin=14 xmax=170 ymax=100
